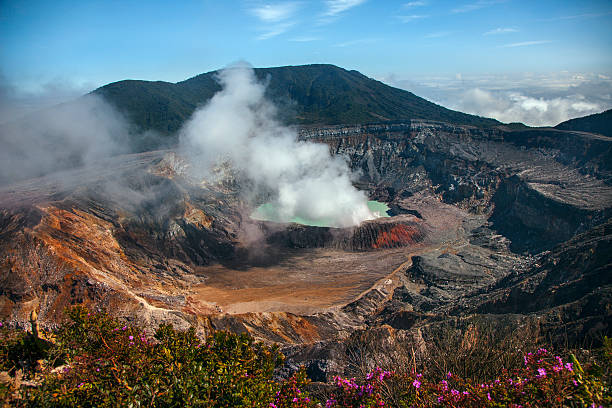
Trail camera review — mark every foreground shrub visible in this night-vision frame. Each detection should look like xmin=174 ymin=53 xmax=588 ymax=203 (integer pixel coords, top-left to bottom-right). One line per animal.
xmin=1 ymin=308 xmax=609 ymax=407
xmin=325 ymin=345 xmax=611 ymax=407
xmin=23 ymin=307 xmax=290 ymax=407
xmin=271 ymin=368 xmax=316 ymax=408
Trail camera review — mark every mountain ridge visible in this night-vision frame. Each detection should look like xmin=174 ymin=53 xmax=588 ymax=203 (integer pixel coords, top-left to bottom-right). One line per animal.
xmin=93 ymin=64 xmax=500 ymax=142
xmin=555 ymin=108 xmax=612 ymax=137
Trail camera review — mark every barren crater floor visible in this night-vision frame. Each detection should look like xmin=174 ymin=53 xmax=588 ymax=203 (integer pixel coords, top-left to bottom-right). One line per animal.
xmin=193 ymin=247 xmax=412 ymax=314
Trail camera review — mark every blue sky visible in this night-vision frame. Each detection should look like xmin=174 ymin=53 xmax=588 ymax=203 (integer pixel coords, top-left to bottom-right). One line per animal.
xmin=1 ymin=0 xmax=612 ymax=125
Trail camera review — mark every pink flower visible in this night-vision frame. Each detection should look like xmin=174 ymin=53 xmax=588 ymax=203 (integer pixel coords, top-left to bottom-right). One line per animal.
xmin=77 ymin=382 xmax=84 ymax=388
xmin=537 ymin=368 xmax=547 ymax=377
xmin=412 ymin=379 xmax=421 ymax=389
xmin=128 ymin=335 xmax=134 ymax=340
xmin=487 ymin=392 xmax=492 ymax=401
xmin=447 ymin=371 xmax=452 ymax=378
xmin=565 ymin=363 xmax=573 ymax=372
xmin=122 ymin=326 xmax=127 ymax=331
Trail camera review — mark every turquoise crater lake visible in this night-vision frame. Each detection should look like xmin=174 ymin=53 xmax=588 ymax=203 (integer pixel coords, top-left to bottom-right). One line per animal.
xmin=251 ymin=201 xmax=390 ymax=227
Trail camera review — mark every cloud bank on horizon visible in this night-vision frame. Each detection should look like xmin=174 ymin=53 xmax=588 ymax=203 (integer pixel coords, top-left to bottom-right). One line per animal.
xmin=458 ymin=88 xmax=602 ymax=126
xmin=383 ymin=72 xmax=612 ymax=127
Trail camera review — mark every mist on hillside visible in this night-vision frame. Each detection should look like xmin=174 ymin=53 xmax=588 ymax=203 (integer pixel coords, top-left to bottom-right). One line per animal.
xmin=0 ymin=94 xmax=131 ymax=186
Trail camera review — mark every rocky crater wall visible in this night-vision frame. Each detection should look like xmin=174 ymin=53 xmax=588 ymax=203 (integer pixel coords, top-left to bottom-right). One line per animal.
xmin=300 ymin=121 xmax=612 ymax=252
xmin=263 ymin=216 xmax=425 ymax=251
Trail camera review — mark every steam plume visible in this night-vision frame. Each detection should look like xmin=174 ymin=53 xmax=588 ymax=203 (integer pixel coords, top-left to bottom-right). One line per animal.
xmin=0 ymin=94 xmax=129 ymax=186
xmin=179 ymin=62 xmax=376 ymax=228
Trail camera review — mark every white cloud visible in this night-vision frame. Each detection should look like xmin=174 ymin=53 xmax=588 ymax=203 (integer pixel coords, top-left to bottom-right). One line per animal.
xmin=381 ymin=71 xmax=612 ymax=127
xmin=250 ymin=2 xmax=300 ymax=39
xmin=323 ymin=0 xmax=367 ymax=16
xmin=452 ymin=0 xmax=506 ymax=14
xmin=484 ymin=27 xmax=518 ymax=35
xmin=502 ymin=40 xmax=552 ymax=48
xmin=458 ymin=88 xmax=602 ymax=126
xmin=403 ymin=1 xmax=427 ymax=8
xmin=251 ymin=2 xmax=300 ymax=22
xmin=398 ymin=14 xmax=428 ymax=22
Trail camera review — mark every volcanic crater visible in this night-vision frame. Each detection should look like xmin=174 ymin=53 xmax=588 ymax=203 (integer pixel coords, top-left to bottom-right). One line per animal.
xmin=1 ymin=116 xmax=611 ymax=378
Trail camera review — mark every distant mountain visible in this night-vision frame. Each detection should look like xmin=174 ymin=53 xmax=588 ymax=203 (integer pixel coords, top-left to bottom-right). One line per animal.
xmin=94 ymin=64 xmax=499 ymax=144
xmin=555 ymin=109 xmax=612 ymax=138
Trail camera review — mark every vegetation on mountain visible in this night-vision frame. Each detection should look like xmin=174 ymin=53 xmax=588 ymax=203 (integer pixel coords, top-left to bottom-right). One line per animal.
xmin=1 ymin=308 xmax=609 ymax=407
xmin=94 ymin=64 xmax=499 ymax=148
xmin=555 ymin=109 xmax=612 ymax=137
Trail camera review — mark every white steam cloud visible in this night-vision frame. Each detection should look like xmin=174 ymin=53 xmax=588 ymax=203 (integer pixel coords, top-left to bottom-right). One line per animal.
xmin=0 ymin=94 xmax=130 ymax=186
xmin=179 ymin=63 xmax=376 ymax=228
